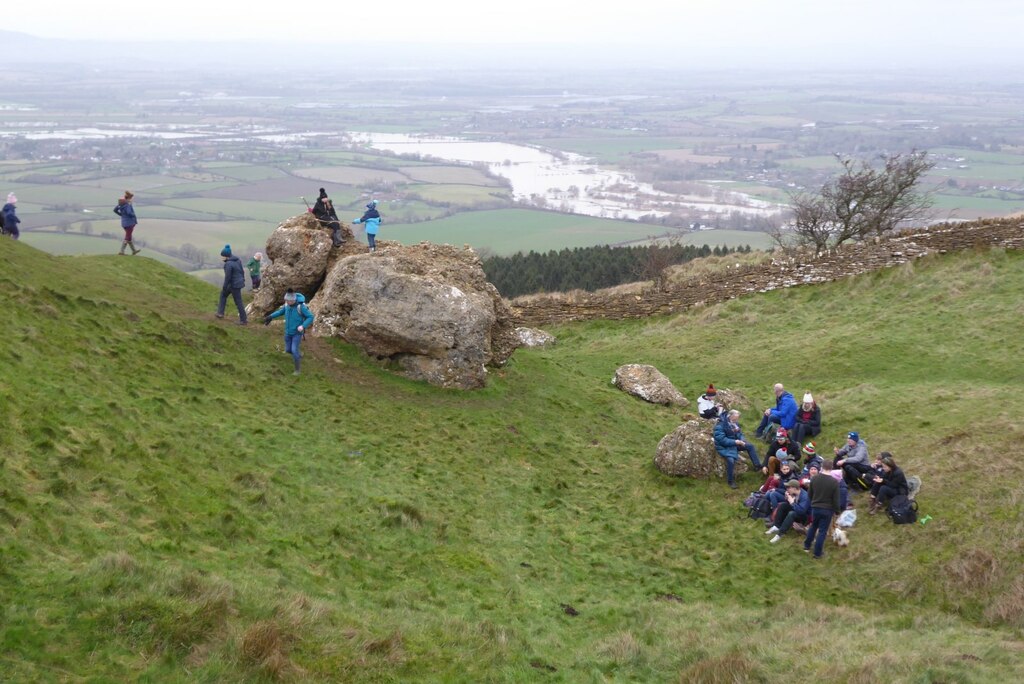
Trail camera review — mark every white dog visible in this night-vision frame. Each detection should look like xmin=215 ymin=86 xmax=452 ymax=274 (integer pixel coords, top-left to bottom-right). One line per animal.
xmin=832 ymin=528 xmax=849 ymax=547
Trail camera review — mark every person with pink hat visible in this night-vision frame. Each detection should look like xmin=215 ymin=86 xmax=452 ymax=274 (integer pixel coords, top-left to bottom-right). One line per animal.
xmin=2 ymin=193 xmax=20 ymax=239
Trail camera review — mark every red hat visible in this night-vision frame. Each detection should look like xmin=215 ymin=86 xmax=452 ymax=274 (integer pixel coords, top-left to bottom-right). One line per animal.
xmin=706 ymin=384 xmax=716 ymax=396
xmin=776 ymin=427 xmax=788 ymax=439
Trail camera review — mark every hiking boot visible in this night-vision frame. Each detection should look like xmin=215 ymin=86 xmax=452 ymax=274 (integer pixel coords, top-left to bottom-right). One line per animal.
xmin=215 ymin=314 xmax=224 ymax=319
xmin=728 ymin=482 xmax=738 ymax=489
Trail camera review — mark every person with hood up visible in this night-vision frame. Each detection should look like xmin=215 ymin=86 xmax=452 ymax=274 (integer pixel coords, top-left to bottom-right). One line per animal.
xmin=3 ymin=193 xmax=21 ymax=239
xmin=247 ymin=252 xmax=263 ymax=291
xmin=215 ymin=245 xmax=247 ymax=325
xmin=312 ymin=188 xmax=344 ymax=248
xmin=697 ymin=383 xmax=723 ymax=419
xmin=113 ymin=191 xmax=140 ymax=255
xmin=755 ymin=383 xmax=798 ymax=439
xmin=352 ymin=199 xmax=382 ymax=252
xmin=713 ymin=409 xmax=762 ymax=489
xmin=264 ymin=288 xmax=315 ymax=376
xmin=790 ymin=392 xmax=822 ymax=446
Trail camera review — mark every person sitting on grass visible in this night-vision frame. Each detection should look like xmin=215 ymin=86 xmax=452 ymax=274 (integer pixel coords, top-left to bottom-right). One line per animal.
xmin=762 ymin=427 xmax=797 ymax=475
xmin=790 ymin=392 xmax=821 ymax=446
xmin=835 ymin=431 xmax=872 ymax=490
xmin=765 ymin=458 xmax=798 ymax=508
xmin=799 ymin=442 xmax=823 ymax=476
xmin=765 ymin=479 xmax=811 ymax=544
xmin=697 ymin=384 xmax=723 ymax=419
xmin=713 ymin=409 xmax=762 ymax=490
xmin=755 ymin=383 xmax=798 ymax=439
xmin=869 ymin=454 xmax=909 ymax=515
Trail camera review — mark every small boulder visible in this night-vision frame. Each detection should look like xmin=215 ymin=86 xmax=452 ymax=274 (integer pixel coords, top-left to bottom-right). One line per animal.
xmin=654 ymin=420 xmax=748 ymax=479
xmin=515 ymin=327 xmax=556 ymax=348
xmin=247 ymin=214 xmax=333 ymax=318
xmin=613 ymin=364 xmax=688 ymax=407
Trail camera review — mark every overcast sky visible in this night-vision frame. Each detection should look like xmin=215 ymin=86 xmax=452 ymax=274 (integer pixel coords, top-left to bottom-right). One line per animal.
xmin=8 ymin=0 xmax=1024 ymax=69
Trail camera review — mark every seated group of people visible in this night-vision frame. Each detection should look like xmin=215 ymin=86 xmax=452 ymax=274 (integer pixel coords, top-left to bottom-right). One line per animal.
xmin=703 ymin=382 xmax=912 ymax=556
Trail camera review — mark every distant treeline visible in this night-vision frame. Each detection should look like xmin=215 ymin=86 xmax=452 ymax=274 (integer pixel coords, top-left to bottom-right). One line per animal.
xmin=482 ymin=243 xmax=752 ymax=298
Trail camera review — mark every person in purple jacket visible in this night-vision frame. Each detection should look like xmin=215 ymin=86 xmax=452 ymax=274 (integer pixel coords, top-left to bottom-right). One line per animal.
xmin=113 ymin=191 xmax=140 ymax=255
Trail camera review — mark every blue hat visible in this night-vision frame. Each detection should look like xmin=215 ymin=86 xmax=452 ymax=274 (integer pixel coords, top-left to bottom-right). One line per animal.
xmin=220 ymin=244 xmax=232 ymax=257
xmin=366 ymin=199 xmax=377 ymax=209
xmin=847 ymin=431 xmax=859 ymax=442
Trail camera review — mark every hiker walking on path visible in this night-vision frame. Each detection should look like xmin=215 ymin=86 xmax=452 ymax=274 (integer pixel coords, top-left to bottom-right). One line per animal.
xmin=247 ymin=252 xmax=263 ymax=291
xmin=3 ymin=193 xmax=21 ymax=239
xmin=264 ymin=289 xmax=314 ymax=376
xmin=216 ymin=245 xmax=248 ymax=325
xmin=352 ymin=199 xmax=382 ymax=252
xmin=312 ymin=188 xmax=344 ymax=248
xmin=113 ymin=191 xmax=140 ymax=255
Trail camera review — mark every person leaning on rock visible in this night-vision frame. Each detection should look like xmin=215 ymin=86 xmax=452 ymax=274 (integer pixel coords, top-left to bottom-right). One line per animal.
xmin=713 ymin=409 xmax=762 ymax=489
xmin=215 ymin=244 xmax=247 ymax=325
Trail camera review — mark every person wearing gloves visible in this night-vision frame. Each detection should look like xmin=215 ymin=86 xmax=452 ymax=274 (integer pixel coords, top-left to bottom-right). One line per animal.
xmin=755 ymin=383 xmax=798 ymax=439
xmin=264 ymin=289 xmax=315 ymax=376
xmin=113 ymin=191 xmax=140 ymax=255
xmin=834 ymin=431 xmax=872 ymax=490
xmin=352 ymin=199 xmax=382 ymax=252
xmin=246 ymin=252 xmax=263 ymax=291
xmin=3 ymin=192 xmax=21 ymax=239
xmin=765 ymin=479 xmax=810 ymax=544
xmin=697 ymin=384 xmax=723 ymax=419
xmin=790 ymin=392 xmax=822 ymax=446
xmin=215 ymin=245 xmax=247 ymax=325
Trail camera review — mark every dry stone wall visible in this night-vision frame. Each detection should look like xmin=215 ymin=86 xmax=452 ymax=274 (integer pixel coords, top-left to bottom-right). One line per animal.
xmin=511 ymin=218 xmax=1024 ymax=326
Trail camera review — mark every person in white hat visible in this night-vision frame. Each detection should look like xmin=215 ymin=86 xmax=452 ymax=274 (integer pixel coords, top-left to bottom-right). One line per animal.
xmin=790 ymin=391 xmax=821 ymax=446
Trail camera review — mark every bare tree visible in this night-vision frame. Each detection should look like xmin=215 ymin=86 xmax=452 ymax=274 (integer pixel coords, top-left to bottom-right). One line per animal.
xmin=786 ymin=151 xmax=935 ymax=251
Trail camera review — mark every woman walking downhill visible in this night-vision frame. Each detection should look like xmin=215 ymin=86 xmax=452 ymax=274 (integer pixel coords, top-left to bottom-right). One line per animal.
xmin=113 ymin=191 xmax=140 ymax=255
xmin=2 ymin=193 xmax=21 ymax=239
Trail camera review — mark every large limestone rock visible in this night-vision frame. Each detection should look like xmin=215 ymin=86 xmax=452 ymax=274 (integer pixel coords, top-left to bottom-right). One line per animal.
xmin=654 ymin=420 xmax=748 ymax=479
xmin=311 ymin=242 xmax=517 ymax=389
xmin=515 ymin=327 xmax=556 ymax=348
xmin=612 ymin=364 xmax=688 ymax=407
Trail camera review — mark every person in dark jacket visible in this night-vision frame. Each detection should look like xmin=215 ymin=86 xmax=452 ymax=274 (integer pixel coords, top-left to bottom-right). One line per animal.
xmin=761 ymin=427 xmax=798 ymax=475
xmin=755 ymin=383 xmax=799 ymax=438
xmin=352 ymin=199 xmax=382 ymax=252
xmin=804 ymin=465 xmax=842 ymax=559
xmin=835 ymin=431 xmax=872 ymax=489
xmin=790 ymin=392 xmax=821 ymax=446
xmin=869 ymin=453 xmax=909 ymax=515
xmin=264 ymin=289 xmax=315 ymax=376
xmin=765 ymin=480 xmax=811 ymax=544
xmin=312 ymin=188 xmax=344 ymax=248
xmin=2 ymin=192 xmax=21 ymax=239
xmin=215 ymin=244 xmax=247 ymax=325
xmin=713 ymin=409 xmax=762 ymax=489
xmin=113 ymin=190 xmax=140 ymax=255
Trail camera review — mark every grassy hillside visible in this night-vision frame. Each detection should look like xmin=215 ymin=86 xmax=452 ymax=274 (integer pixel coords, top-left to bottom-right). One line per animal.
xmin=1 ymin=239 xmax=1022 ymax=682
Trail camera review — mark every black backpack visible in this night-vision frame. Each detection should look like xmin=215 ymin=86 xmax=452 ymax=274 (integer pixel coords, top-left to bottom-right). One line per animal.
xmin=887 ymin=495 xmax=918 ymax=525
xmin=748 ymin=494 xmax=773 ymax=520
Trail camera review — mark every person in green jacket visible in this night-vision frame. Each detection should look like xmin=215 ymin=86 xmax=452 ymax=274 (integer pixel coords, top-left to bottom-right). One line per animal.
xmin=263 ymin=289 xmax=314 ymax=376
xmin=246 ymin=252 xmax=263 ymax=290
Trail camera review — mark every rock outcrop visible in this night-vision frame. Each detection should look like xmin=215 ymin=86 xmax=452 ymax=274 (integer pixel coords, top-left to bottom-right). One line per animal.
xmin=514 ymin=327 xmax=556 ymax=348
xmin=612 ymin=364 xmax=688 ymax=407
xmin=654 ymin=420 xmax=747 ymax=479
xmin=248 ymin=214 xmax=340 ymax=318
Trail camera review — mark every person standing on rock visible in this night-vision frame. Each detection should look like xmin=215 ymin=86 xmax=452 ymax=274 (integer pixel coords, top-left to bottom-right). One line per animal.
xmin=2 ymin=193 xmax=21 ymax=239
xmin=264 ymin=289 xmax=314 ymax=376
xmin=113 ymin=191 xmax=140 ymax=255
xmin=713 ymin=409 xmax=762 ymax=489
xmin=313 ymin=188 xmax=344 ymax=248
xmin=216 ymin=245 xmax=247 ymax=325
xmin=352 ymin=199 xmax=382 ymax=252
xmin=247 ymin=252 xmax=263 ymax=291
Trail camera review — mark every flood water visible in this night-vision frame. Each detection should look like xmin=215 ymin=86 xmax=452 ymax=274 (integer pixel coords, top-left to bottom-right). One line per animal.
xmin=348 ymin=132 xmax=782 ymax=221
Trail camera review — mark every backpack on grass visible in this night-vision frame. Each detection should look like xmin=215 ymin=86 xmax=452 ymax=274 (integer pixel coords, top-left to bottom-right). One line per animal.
xmin=887 ymin=495 xmax=918 ymax=525
xmin=747 ymin=493 xmax=773 ymax=520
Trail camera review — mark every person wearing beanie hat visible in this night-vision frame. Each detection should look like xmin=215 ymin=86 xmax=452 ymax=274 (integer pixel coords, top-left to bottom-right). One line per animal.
xmin=2 ymin=192 xmax=20 ymax=239
xmin=791 ymin=392 xmax=822 ymax=446
xmin=113 ymin=191 xmax=140 ymax=255
xmin=697 ymin=383 xmax=723 ymax=419
xmin=799 ymin=441 xmax=824 ymax=478
xmin=834 ymin=431 xmax=872 ymax=490
xmin=712 ymin=409 xmax=762 ymax=489
xmin=755 ymin=383 xmax=799 ymax=439
xmin=764 ymin=476 xmax=811 ymax=544
xmin=312 ymin=189 xmax=344 ymax=248
xmin=761 ymin=427 xmax=798 ymax=479
xmin=215 ymin=244 xmax=247 ymax=325
xmin=352 ymin=199 xmax=382 ymax=252
xmin=763 ymin=459 xmax=798 ymax=510
xmin=246 ymin=252 xmax=263 ymax=291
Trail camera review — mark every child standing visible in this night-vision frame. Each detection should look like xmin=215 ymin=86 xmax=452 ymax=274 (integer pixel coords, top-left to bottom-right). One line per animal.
xmin=113 ymin=191 xmax=140 ymax=255
xmin=246 ymin=252 xmax=263 ymax=290
xmin=352 ymin=199 xmax=382 ymax=252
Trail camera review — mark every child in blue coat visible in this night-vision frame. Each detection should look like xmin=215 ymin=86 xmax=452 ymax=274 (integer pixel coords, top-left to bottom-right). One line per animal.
xmin=352 ymin=200 xmax=382 ymax=252
xmin=264 ymin=289 xmax=315 ymax=375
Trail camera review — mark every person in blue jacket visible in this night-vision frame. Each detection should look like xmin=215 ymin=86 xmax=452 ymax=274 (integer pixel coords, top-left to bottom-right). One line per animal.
xmin=2 ymin=192 xmax=21 ymax=239
xmin=264 ymin=289 xmax=315 ymax=376
xmin=764 ymin=479 xmax=810 ymax=544
xmin=113 ymin=190 xmax=140 ymax=255
xmin=215 ymin=244 xmax=247 ymax=325
xmin=755 ymin=383 xmax=798 ymax=438
xmin=713 ymin=409 xmax=762 ymax=489
xmin=352 ymin=199 xmax=382 ymax=252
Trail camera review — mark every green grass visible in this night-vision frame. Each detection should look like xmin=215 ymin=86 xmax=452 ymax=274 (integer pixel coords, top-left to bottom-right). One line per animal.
xmin=1 ymin=237 xmax=1023 ymax=681
xmin=18 ymin=232 xmax=194 ymax=269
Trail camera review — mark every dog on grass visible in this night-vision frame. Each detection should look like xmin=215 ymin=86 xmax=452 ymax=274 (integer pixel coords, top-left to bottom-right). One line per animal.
xmin=832 ymin=528 xmax=849 ymax=547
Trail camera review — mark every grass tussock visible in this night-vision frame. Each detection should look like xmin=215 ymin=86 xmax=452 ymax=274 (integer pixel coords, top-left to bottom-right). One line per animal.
xmin=945 ymin=548 xmax=1001 ymax=593
xmin=240 ymin=620 xmax=300 ymax=680
xmin=984 ymin=577 xmax=1024 ymax=628
xmin=379 ymin=501 xmax=425 ymax=528
xmin=596 ymin=631 xmax=643 ymax=664
xmin=678 ymin=651 xmax=763 ymax=684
